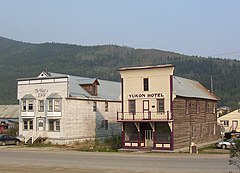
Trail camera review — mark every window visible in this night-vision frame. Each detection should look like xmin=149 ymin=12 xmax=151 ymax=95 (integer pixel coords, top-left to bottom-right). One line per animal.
xmin=39 ymin=100 xmax=44 ymax=112
xmin=49 ymin=120 xmax=54 ymax=131
xmin=56 ymin=120 xmax=60 ymax=131
xmin=205 ymin=101 xmax=210 ymax=113
xmin=213 ymin=103 xmax=216 ymax=113
xmin=157 ymin=99 xmax=164 ymax=113
xmin=54 ymin=99 xmax=61 ymax=112
xmin=186 ymin=100 xmax=190 ymax=114
xmin=129 ymin=100 xmax=136 ymax=114
xmin=23 ymin=119 xmax=33 ymax=130
xmin=143 ymin=78 xmax=149 ymax=91
xmin=220 ymin=120 xmax=229 ymax=126
xmin=23 ymin=120 xmax=28 ymax=130
xmin=196 ymin=101 xmax=200 ymax=114
xmin=93 ymin=102 xmax=97 ymax=112
xmin=28 ymin=100 xmax=34 ymax=111
xmin=22 ymin=100 xmax=26 ymax=111
xmin=49 ymin=120 xmax=60 ymax=131
xmin=48 ymin=100 xmax=53 ymax=112
xmin=105 ymin=102 xmax=108 ymax=112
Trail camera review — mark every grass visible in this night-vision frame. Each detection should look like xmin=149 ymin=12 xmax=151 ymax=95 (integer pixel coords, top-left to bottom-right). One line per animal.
xmin=198 ymin=144 xmax=230 ymax=154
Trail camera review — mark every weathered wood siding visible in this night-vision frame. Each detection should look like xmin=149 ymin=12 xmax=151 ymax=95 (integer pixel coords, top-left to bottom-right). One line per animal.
xmin=173 ymin=97 xmax=220 ymax=149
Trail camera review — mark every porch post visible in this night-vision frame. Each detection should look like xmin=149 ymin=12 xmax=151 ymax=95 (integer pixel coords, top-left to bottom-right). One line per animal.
xmin=122 ymin=123 xmax=125 ymax=148
xmin=153 ymin=122 xmax=156 ymax=148
xmin=138 ymin=128 xmax=141 ymax=148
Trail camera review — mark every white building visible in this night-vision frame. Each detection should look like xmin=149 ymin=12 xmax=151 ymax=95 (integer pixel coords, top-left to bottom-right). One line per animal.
xmin=17 ymin=71 xmax=121 ymax=144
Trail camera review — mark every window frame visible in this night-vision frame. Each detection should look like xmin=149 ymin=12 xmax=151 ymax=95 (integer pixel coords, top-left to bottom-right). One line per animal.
xmin=93 ymin=101 xmax=97 ymax=112
xmin=143 ymin=78 xmax=149 ymax=91
xmin=48 ymin=100 xmax=53 ymax=112
xmin=157 ymin=99 xmax=164 ymax=113
xmin=38 ymin=100 xmax=44 ymax=112
xmin=54 ymin=99 xmax=61 ymax=112
xmin=129 ymin=100 xmax=136 ymax=114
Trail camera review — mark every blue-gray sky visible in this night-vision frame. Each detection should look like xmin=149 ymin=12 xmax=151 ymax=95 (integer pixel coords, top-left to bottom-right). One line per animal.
xmin=0 ymin=0 xmax=240 ymax=59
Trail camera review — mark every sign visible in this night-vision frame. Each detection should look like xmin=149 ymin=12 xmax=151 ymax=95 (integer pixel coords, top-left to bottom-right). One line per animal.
xmin=128 ymin=93 xmax=164 ymax=99
xmin=35 ymin=89 xmax=49 ymax=97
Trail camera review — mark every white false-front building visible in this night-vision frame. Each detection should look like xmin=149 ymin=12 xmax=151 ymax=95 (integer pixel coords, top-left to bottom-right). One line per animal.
xmin=17 ymin=71 xmax=121 ymax=144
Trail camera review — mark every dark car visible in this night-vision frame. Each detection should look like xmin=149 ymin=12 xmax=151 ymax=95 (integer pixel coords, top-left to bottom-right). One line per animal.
xmin=0 ymin=134 xmax=20 ymax=146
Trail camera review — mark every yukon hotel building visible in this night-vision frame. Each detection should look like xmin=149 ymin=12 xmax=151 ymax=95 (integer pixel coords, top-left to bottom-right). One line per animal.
xmin=117 ymin=64 xmax=220 ymax=151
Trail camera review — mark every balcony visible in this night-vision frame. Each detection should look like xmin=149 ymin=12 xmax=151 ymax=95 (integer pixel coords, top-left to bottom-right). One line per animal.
xmin=117 ymin=111 xmax=173 ymax=122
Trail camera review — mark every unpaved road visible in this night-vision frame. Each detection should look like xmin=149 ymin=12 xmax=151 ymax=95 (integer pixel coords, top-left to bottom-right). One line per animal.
xmin=0 ymin=147 xmax=238 ymax=173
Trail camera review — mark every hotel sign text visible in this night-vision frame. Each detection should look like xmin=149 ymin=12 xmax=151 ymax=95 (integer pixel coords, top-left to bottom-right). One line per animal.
xmin=128 ymin=93 xmax=164 ymax=99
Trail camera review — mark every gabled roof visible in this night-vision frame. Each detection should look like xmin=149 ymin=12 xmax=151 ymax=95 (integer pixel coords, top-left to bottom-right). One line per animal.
xmin=0 ymin=105 xmax=19 ymax=119
xmin=49 ymin=72 xmax=120 ymax=101
xmin=173 ymin=76 xmax=218 ymax=101
xmin=218 ymin=109 xmax=240 ymax=120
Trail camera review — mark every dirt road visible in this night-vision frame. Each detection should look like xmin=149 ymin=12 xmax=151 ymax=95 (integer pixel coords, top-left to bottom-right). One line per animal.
xmin=0 ymin=147 xmax=237 ymax=173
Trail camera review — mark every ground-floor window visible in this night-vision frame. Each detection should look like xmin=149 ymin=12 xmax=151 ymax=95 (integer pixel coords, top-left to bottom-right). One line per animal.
xmin=156 ymin=123 xmax=171 ymax=143
xmin=23 ymin=119 xmax=33 ymax=130
xmin=48 ymin=120 xmax=60 ymax=132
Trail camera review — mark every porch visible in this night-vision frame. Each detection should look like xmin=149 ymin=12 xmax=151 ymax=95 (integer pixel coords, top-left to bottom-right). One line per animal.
xmin=121 ymin=122 xmax=173 ymax=150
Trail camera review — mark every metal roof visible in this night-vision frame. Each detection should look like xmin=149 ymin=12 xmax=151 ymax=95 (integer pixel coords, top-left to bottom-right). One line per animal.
xmin=173 ymin=76 xmax=218 ymax=100
xmin=49 ymin=72 xmax=121 ymax=101
xmin=0 ymin=105 xmax=19 ymax=119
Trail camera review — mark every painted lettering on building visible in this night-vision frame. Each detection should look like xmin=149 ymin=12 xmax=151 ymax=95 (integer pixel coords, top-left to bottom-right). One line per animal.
xmin=128 ymin=93 xmax=164 ymax=99
xmin=35 ymin=89 xmax=49 ymax=97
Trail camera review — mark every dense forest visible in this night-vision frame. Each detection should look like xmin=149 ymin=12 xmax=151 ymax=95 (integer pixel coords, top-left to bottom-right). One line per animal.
xmin=0 ymin=36 xmax=240 ymax=109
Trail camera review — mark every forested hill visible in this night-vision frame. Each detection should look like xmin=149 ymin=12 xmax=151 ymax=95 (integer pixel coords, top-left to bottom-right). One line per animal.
xmin=0 ymin=36 xmax=240 ymax=109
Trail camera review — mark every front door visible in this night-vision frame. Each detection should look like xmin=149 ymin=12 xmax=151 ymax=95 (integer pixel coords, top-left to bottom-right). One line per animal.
xmin=143 ymin=100 xmax=149 ymax=119
xmin=38 ymin=119 xmax=44 ymax=131
xmin=145 ymin=130 xmax=153 ymax=147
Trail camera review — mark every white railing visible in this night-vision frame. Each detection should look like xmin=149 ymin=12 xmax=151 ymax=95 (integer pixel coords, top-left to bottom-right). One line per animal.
xmin=24 ymin=130 xmax=47 ymax=144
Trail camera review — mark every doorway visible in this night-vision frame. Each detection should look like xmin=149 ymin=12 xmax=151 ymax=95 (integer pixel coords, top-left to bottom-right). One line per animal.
xmin=143 ymin=100 xmax=149 ymax=119
xmin=38 ymin=119 xmax=44 ymax=131
xmin=145 ymin=130 xmax=153 ymax=147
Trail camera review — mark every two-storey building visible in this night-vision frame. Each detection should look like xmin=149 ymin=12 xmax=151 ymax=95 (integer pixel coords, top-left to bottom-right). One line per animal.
xmin=17 ymin=71 xmax=121 ymax=144
xmin=117 ymin=64 xmax=220 ymax=151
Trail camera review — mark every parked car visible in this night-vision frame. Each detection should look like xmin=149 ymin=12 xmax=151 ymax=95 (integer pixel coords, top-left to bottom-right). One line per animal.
xmin=0 ymin=134 xmax=20 ymax=146
xmin=215 ymin=138 xmax=237 ymax=149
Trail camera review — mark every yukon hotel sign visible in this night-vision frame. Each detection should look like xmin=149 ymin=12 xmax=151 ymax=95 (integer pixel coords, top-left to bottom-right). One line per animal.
xmin=128 ymin=93 xmax=164 ymax=99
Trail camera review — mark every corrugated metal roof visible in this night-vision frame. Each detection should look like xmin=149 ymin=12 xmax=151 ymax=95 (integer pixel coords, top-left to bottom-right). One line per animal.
xmin=0 ymin=105 xmax=19 ymax=119
xmin=49 ymin=72 xmax=121 ymax=101
xmin=173 ymin=76 xmax=218 ymax=100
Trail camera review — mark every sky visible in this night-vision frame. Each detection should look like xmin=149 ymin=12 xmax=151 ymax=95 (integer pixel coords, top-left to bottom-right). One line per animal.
xmin=0 ymin=0 xmax=240 ymax=60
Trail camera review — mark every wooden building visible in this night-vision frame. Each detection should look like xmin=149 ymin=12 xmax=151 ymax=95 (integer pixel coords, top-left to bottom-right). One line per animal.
xmin=17 ymin=71 xmax=121 ymax=144
xmin=117 ymin=64 xmax=220 ymax=151
xmin=218 ymin=109 xmax=240 ymax=133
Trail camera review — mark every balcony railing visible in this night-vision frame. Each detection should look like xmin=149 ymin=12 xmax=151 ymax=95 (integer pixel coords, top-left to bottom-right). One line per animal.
xmin=117 ymin=111 xmax=172 ymax=121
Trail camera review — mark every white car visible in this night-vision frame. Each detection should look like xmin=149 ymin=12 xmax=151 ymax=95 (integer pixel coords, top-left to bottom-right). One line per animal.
xmin=215 ymin=139 xmax=236 ymax=149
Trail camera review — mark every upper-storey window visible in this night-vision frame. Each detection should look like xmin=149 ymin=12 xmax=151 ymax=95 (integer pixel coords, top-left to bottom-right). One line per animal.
xmin=143 ymin=78 xmax=149 ymax=91
xmin=21 ymin=94 xmax=36 ymax=112
xmin=93 ymin=101 xmax=97 ymax=112
xmin=22 ymin=100 xmax=27 ymax=111
xmin=54 ymin=99 xmax=61 ymax=112
xmin=129 ymin=100 xmax=136 ymax=114
xmin=39 ymin=100 xmax=44 ymax=112
xmin=157 ymin=99 xmax=164 ymax=113
xmin=48 ymin=100 xmax=53 ymax=112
